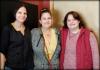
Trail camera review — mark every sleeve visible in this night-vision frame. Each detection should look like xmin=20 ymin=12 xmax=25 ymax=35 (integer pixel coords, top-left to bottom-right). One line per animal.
xmin=0 ymin=26 xmax=10 ymax=56
xmin=89 ymin=32 xmax=99 ymax=69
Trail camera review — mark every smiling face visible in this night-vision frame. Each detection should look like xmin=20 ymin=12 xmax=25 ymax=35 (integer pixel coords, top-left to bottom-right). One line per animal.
xmin=39 ymin=12 xmax=52 ymax=29
xmin=15 ymin=6 xmax=27 ymax=23
xmin=67 ymin=14 xmax=80 ymax=30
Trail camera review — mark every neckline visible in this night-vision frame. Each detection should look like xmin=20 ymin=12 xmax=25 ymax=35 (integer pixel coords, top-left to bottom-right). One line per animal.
xmin=10 ymin=23 xmax=26 ymax=36
xmin=68 ymin=30 xmax=80 ymax=39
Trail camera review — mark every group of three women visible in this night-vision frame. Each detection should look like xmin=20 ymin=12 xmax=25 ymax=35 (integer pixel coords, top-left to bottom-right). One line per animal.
xmin=0 ymin=2 xmax=99 ymax=70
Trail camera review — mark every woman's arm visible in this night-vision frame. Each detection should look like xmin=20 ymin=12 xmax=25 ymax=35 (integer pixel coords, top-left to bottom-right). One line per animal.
xmin=90 ymin=32 xmax=99 ymax=69
xmin=0 ymin=26 xmax=10 ymax=69
xmin=0 ymin=53 xmax=6 ymax=70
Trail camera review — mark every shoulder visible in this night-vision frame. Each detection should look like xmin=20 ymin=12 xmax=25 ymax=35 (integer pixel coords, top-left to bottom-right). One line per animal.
xmin=1 ymin=24 xmax=12 ymax=37
xmin=53 ymin=28 xmax=60 ymax=34
xmin=31 ymin=28 xmax=39 ymax=31
xmin=31 ymin=28 xmax=40 ymax=34
xmin=31 ymin=28 xmax=42 ymax=37
xmin=81 ymin=28 xmax=91 ymax=33
xmin=89 ymin=32 xmax=98 ymax=50
xmin=52 ymin=28 xmax=61 ymax=37
xmin=80 ymin=28 xmax=91 ymax=37
xmin=60 ymin=27 xmax=68 ymax=32
xmin=81 ymin=28 xmax=97 ymax=41
xmin=59 ymin=27 xmax=68 ymax=36
xmin=90 ymin=32 xmax=97 ymax=41
xmin=2 ymin=24 xmax=12 ymax=32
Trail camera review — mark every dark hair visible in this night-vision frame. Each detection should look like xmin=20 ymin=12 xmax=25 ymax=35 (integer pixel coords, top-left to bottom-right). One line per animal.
xmin=39 ymin=8 xmax=52 ymax=19
xmin=63 ymin=11 xmax=85 ymax=28
xmin=13 ymin=2 xmax=27 ymax=19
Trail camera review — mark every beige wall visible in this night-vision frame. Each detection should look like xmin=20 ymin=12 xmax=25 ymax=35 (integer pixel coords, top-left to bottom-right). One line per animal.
xmin=50 ymin=1 xmax=99 ymax=43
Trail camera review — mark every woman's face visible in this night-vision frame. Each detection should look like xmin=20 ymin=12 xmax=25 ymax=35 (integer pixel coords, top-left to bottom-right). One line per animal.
xmin=15 ymin=6 xmax=27 ymax=23
xmin=39 ymin=12 xmax=52 ymax=29
xmin=67 ymin=14 xmax=80 ymax=30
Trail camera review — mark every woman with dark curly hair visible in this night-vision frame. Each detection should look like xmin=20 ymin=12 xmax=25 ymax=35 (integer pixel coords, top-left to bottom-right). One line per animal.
xmin=0 ymin=2 xmax=33 ymax=70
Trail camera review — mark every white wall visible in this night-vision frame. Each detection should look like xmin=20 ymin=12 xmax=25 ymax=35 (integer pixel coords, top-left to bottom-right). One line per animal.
xmin=51 ymin=1 xmax=99 ymax=42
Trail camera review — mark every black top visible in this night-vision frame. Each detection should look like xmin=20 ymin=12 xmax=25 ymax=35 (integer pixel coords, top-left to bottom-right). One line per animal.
xmin=0 ymin=24 xmax=34 ymax=69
